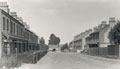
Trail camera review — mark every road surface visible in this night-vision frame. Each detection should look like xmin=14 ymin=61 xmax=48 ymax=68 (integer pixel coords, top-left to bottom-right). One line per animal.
xmin=19 ymin=52 xmax=120 ymax=69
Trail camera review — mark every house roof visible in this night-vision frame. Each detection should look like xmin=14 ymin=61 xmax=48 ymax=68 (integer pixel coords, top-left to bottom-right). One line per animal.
xmin=90 ymin=24 xmax=109 ymax=35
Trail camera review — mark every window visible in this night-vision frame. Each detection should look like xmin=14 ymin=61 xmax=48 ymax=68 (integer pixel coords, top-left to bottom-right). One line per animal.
xmin=21 ymin=28 xmax=22 ymax=37
xmin=9 ymin=21 xmax=11 ymax=33
xmin=10 ymin=21 xmax=13 ymax=34
xmin=20 ymin=27 xmax=21 ymax=37
xmin=17 ymin=25 xmax=18 ymax=36
xmin=21 ymin=28 xmax=23 ymax=37
xmin=19 ymin=27 xmax=21 ymax=37
xmin=17 ymin=26 xmax=19 ymax=37
xmin=18 ymin=26 xmax=20 ymax=37
xmin=3 ymin=17 xmax=5 ymax=30
xmin=7 ymin=19 xmax=9 ymax=31
xmin=13 ymin=23 xmax=15 ymax=34
xmin=12 ymin=23 xmax=14 ymax=34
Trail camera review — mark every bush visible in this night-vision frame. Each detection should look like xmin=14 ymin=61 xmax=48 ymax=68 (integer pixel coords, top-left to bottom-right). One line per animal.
xmin=61 ymin=43 xmax=69 ymax=52
xmin=0 ymin=51 xmax=48 ymax=68
xmin=52 ymin=48 xmax=56 ymax=52
xmin=108 ymin=21 xmax=120 ymax=45
xmin=17 ymin=52 xmax=33 ymax=63
xmin=0 ymin=55 xmax=22 ymax=68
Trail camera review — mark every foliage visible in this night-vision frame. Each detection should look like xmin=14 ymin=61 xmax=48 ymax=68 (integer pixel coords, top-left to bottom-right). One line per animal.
xmin=61 ymin=43 xmax=69 ymax=52
xmin=39 ymin=44 xmax=49 ymax=51
xmin=39 ymin=37 xmax=45 ymax=45
xmin=18 ymin=51 xmax=48 ymax=64
xmin=52 ymin=48 xmax=56 ymax=52
xmin=48 ymin=33 xmax=60 ymax=45
xmin=0 ymin=55 xmax=22 ymax=68
xmin=108 ymin=21 xmax=120 ymax=45
xmin=0 ymin=50 xmax=48 ymax=68
xmin=17 ymin=52 xmax=34 ymax=63
xmin=39 ymin=37 xmax=49 ymax=51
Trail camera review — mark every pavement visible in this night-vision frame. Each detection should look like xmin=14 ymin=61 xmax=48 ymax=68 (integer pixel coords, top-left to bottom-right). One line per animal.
xmin=18 ymin=51 xmax=120 ymax=69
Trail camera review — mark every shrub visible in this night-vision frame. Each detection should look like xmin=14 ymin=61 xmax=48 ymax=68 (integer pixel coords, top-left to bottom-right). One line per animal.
xmin=0 ymin=55 xmax=22 ymax=68
xmin=108 ymin=21 xmax=120 ymax=45
xmin=61 ymin=43 xmax=69 ymax=52
xmin=17 ymin=52 xmax=33 ymax=63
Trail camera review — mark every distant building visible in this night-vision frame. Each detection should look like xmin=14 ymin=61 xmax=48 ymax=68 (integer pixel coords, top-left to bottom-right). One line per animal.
xmin=49 ymin=44 xmax=64 ymax=52
xmin=49 ymin=45 xmax=59 ymax=51
xmin=73 ymin=29 xmax=92 ymax=52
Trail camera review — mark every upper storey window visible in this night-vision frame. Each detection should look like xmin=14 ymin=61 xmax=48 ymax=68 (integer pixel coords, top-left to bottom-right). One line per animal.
xmin=10 ymin=21 xmax=13 ymax=34
xmin=7 ymin=19 xmax=9 ymax=31
xmin=3 ymin=17 xmax=5 ymax=30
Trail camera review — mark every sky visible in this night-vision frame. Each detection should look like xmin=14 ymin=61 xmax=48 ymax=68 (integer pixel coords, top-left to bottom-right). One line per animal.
xmin=0 ymin=0 xmax=120 ymax=44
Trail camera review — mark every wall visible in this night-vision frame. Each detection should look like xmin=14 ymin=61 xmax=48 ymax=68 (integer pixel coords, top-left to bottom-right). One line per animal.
xmin=49 ymin=45 xmax=59 ymax=51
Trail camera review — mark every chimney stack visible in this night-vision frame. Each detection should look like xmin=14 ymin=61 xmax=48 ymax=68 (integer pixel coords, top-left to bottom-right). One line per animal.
xmin=10 ymin=12 xmax=17 ymax=19
xmin=17 ymin=17 xmax=23 ymax=24
xmin=94 ymin=27 xmax=98 ymax=32
xmin=88 ymin=29 xmax=92 ymax=33
xmin=0 ymin=2 xmax=10 ymax=13
xmin=23 ymin=22 xmax=30 ymax=29
xmin=109 ymin=17 xmax=116 ymax=28
xmin=100 ymin=21 xmax=107 ymax=28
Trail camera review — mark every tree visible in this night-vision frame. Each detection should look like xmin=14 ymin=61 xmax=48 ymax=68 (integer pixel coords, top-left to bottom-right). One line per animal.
xmin=61 ymin=43 xmax=69 ymax=52
xmin=108 ymin=21 xmax=120 ymax=45
xmin=56 ymin=37 xmax=60 ymax=45
xmin=49 ymin=34 xmax=56 ymax=45
xmin=48 ymin=33 xmax=60 ymax=45
xmin=39 ymin=37 xmax=49 ymax=51
xmin=39 ymin=37 xmax=45 ymax=45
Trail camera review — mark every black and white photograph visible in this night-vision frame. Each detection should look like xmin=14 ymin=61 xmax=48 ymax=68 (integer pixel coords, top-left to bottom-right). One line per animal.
xmin=0 ymin=0 xmax=120 ymax=69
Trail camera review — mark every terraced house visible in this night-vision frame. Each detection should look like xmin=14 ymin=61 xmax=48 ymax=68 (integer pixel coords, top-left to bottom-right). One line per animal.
xmin=71 ymin=17 xmax=118 ymax=55
xmin=0 ymin=2 xmax=39 ymax=58
xmin=85 ymin=21 xmax=107 ymax=48
xmin=85 ymin=17 xmax=118 ymax=55
xmin=73 ymin=29 xmax=92 ymax=52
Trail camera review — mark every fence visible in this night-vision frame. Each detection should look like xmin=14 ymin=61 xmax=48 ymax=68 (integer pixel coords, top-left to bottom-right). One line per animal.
xmin=85 ymin=47 xmax=108 ymax=56
xmin=85 ymin=45 xmax=120 ymax=58
xmin=32 ymin=50 xmax=48 ymax=63
xmin=108 ymin=45 xmax=120 ymax=57
xmin=99 ymin=47 xmax=108 ymax=56
xmin=86 ymin=48 xmax=99 ymax=55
